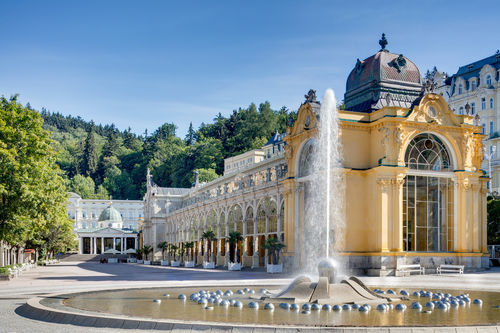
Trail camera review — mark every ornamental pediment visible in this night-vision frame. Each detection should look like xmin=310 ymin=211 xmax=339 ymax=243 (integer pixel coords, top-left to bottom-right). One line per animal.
xmin=406 ymin=93 xmax=464 ymax=127
xmin=288 ymin=102 xmax=319 ymax=137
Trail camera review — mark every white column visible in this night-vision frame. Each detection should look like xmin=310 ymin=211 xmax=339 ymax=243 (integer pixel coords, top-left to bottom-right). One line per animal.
xmin=134 ymin=237 xmax=138 ymax=250
xmin=79 ymin=237 xmax=83 ymax=254
xmin=113 ymin=237 xmax=116 ymax=252
xmin=101 ymin=237 xmax=104 ymax=253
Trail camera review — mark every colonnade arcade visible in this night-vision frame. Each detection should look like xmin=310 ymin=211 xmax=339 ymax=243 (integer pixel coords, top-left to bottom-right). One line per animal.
xmin=165 ymin=195 xmax=284 ymax=267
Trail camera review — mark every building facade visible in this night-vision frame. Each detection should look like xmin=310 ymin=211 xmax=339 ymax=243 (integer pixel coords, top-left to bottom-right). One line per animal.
xmin=143 ymin=36 xmax=489 ymax=275
xmin=67 ymin=193 xmax=143 ymax=254
xmin=441 ymin=52 xmax=500 ymax=193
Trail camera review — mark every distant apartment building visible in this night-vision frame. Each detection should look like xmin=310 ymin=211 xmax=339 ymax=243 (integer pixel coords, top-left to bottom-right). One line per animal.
xmin=437 ymin=52 xmax=500 ymax=193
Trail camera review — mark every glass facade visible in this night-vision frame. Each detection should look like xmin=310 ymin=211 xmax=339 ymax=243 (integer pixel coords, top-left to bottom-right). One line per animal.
xmin=403 ymin=176 xmax=454 ymax=252
xmin=403 ymin=133 xmax=454 ymax=252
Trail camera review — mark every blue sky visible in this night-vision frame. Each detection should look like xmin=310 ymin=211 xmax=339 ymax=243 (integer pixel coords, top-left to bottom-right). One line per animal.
xmin=1 ymin=0 xmax=499 ymax=137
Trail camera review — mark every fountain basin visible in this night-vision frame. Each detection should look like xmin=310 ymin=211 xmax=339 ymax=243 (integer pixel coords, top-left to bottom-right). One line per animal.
xmin=29 ymin=285 xmax=499 ymax=328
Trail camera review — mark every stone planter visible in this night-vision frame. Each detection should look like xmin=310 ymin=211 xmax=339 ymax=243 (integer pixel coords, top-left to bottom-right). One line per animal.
xmin=203 ymin=261 xmax=215 ymax=269
xmin=108 ymin=258 xmax=118 ymax=264
xmin=228 ymin=262 xmax=241 ymax=271
xmin=143 ymin=260 xmax=151 ymax=265
xmin=266 ymin=263 xmax=282 ymax=273
xmin=137 ymin=260 xmax=144 ymax=264
xmin=171 ymin=261 xmax=181 ymax=267
xmin=127 ymin=258 xmax=137 ymax=263
xmin=160 ymin=260 xmax=169 ymax=266
xmin=184 ymin=261 xmax=195 ymax=268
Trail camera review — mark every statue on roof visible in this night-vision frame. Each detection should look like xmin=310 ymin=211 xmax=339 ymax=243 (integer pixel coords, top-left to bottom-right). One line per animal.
xmin=379 ymin=33 xmax=388 ymax=51
xmin=304 ymin=89 xmax=317 ymax=103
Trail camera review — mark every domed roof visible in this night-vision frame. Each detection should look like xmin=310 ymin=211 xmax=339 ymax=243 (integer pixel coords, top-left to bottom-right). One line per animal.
xmin=98 ymin=204 xmax=122 ymax=223
xmin=344 ymin=34 xmax=423 ymax=113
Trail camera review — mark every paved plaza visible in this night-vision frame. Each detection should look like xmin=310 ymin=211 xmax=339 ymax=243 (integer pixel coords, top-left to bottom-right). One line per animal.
xmin=1 ymin=263 xmax=500 ymax=332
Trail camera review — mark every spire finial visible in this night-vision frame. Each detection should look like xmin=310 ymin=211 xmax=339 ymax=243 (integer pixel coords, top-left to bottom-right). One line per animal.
xmin=379 ymin=33 xmax=388 ymax=51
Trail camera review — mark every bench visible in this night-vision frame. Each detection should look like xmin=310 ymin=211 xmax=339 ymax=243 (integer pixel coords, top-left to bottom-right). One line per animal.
xmin=396 ymin=264 xmax=425 ymax=275
xmin=437 ymin=264 xmax=464 ymax=274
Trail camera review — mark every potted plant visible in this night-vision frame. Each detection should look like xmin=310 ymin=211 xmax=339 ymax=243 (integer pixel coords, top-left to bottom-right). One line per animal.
xmin=263 ymin=237 xmax=285 ymax=273
xmin=184 ymin=242 xmax=195 ymax=267
xmin=227 ymin=231 xmax=243 ymax=271
xmin=136 ymin=248 xmax=144 ymax=264
xmin=142 ymin=245 xmax=153 ymax=265
xmin=158 ymin=241 xmax=169 ymax=266
xmin=202 ymin=230 xmax=217 ymax=269
xmin=179 ymin=245 xmax=186 ymax=265
xmin=170 ymin=245 xmax=180 ymax=266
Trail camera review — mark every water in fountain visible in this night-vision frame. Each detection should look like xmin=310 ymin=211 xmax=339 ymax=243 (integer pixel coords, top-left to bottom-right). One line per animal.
xmin=303 ymin=89 xmax=345 ymax=279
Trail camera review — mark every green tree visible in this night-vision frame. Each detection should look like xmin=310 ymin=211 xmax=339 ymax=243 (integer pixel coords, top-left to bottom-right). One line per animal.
xmin=201 ymin=230 xmax=217 ymax=261
xmin=142 ymin=245 xmax=153 ymax=261
xmin=80 ymin=124 xmax=98 ymax=177
xmin=0 ymin=96 xmax=73 ymax=257
xmin=185 ymin=122 xmax=195 ymax=146
xmin=262 ymin=237 xmax=285 ymax=265
xmin=227 ymin=231 xmax=244 ymax=264
xmin=68 ymin=174 xmax=96 ymax=198
xmin=157 ymin=241 xmax=168 ymax=261
xmin=184 ymin=241 xmax=194 ymax=261
xmin=488 ymin=198 xmax=500 ymax=244
xmin=170 ymin=244 xmax=179 ymax=261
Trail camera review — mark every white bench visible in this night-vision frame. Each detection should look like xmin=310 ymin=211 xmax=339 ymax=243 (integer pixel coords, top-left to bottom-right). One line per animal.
xmin=437 ymin=264 xmax=464 ymax=274
xmin=396 ymin=264 xmax=425 ymax=275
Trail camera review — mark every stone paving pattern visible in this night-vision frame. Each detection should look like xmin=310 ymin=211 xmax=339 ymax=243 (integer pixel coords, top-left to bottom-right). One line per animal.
xmin=1 ymin=262 xmax=500 ymax=332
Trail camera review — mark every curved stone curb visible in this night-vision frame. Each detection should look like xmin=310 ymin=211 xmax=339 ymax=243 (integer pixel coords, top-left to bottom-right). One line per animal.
xmin=19 ymin=293 xmax=500 ymax=333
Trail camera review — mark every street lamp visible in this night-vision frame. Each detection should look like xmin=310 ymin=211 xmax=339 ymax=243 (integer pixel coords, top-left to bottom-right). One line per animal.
xmin=484 ymin=145 xmax=497 ymax=192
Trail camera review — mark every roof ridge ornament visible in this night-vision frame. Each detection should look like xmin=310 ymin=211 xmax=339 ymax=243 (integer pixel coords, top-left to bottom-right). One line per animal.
xmin=379 ymin=33 xmax=388 ymax=52
xmin=304 ymin=89 xmax=317 ymax=103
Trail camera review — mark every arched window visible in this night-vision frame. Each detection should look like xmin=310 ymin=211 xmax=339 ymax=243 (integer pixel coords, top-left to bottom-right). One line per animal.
xmin=490 ymin=98 xmax=494 ymax=109
xmin=405 ymin=133 xmax=453 ymax=171
xmin=471 ymin=102 xmax=476 ymax=115
xmin=245 ymin=207 xmax=254 ymax=235
xmin=487 ymin=75 xmax=492 ymax=86
xmin=470 ymin=80 xmax=476 ymax=91
xmin=298 ymin=139 xmax=317 ymax=178
xmin=458 ymin=84 xmax=463 ymax=94
xmin=257 ymin=203 xmax=266 ymax=234
xmin=459 ymin=107 xmax=464 ymax=115
xmin=403 ymin=133 xmax=454 ymax=252
xmin=481 ymin=98 xmax=486 ymax=110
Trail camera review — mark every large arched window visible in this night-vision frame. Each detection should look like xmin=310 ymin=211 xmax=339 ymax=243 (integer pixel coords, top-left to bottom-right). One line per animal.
xmin=298 ymin=139 xmax=317 ymax=178
xmin=405 ymin=133 xmax=453 ymax=171
xmin=403 ymin=133 xmax=454 ymax=252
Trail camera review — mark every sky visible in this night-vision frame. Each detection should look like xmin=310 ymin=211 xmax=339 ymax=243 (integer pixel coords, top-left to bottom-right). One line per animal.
xmin=1 ymin=0 xmax=499 ymax=137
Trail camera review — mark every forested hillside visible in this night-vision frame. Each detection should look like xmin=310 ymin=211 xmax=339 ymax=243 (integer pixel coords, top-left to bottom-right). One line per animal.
xmin=40 ymin=102 xmax=295 ymax=200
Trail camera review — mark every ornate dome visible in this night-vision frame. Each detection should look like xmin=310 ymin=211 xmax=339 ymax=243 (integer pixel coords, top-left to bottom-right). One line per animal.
xmin=344 ymin=34 xmax=423 ymax=113
xmin=98 ymin=204 xmax=122 ymax=223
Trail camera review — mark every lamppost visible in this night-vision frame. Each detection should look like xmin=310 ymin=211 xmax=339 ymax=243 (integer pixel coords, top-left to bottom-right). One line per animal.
xmin=484 ymin=145 xmax=497 ymax=193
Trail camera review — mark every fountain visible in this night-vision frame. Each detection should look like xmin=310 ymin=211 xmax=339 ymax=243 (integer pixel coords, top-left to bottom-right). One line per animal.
xmin=23 ymin=89 xmax=500 ymax=328
xmin=303 ymin=89 xmax=345 ymax=276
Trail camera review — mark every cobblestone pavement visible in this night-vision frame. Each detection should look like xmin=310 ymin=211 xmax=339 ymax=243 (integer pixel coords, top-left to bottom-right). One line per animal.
xmin=1 ymin=262 xmax=499 ymax=333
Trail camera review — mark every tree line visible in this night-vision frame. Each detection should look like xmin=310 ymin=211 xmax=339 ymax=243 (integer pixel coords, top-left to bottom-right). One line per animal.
xmin=40 ymin=102 xmax=295 ymax=200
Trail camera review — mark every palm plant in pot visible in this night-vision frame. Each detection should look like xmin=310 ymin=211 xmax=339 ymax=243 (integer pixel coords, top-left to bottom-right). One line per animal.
xmin=227 ymin=231 xmax=244 ymax=270
xmin=201 ymin=230 xmax=217 ymax=269
xmin=184 ymin=241 xmax=195 ymax=267
xmin=142 ymin=245 xmax=153 ymax=265
xmin=135 ymin=248 xmax=144 ymax=264
xmin=170 ymin=245 xmax=180 ymax=266
xmin=158 ymin=241 xmax=169 ymax=266
xmin=262 ymin=237 xmax=285 ymax=273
